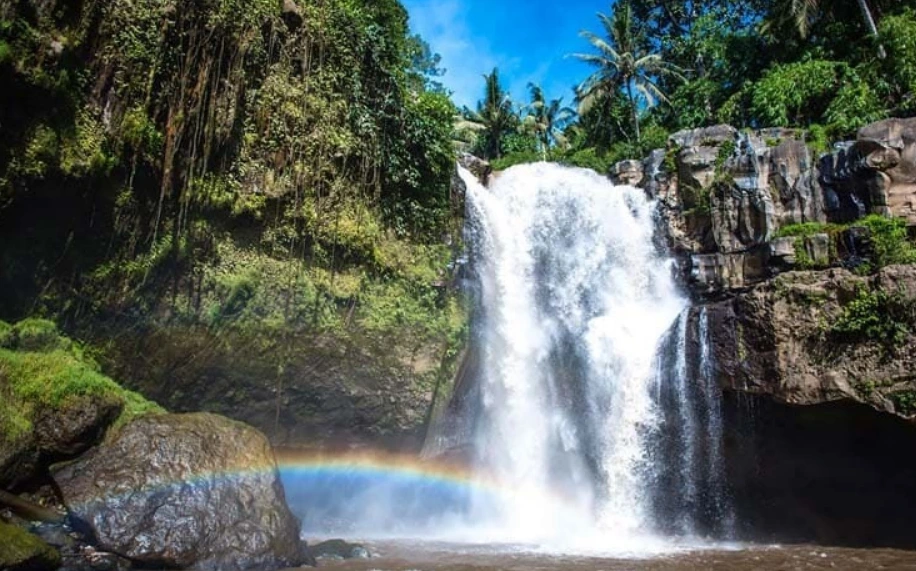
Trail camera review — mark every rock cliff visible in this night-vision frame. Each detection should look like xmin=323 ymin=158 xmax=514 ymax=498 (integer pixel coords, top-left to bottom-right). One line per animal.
xmin=620 ymin=118 xmax=916 ymax=546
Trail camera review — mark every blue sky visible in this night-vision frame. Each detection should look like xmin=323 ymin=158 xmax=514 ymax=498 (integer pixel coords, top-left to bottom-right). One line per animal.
xmin=403 ymin=0 xmax=615 ymax=110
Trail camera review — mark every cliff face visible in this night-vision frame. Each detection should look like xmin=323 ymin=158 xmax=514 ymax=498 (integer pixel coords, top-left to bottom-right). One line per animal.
xmin=630 ymin=118 xmax=916 ymax=420
xmin=0 ymin=0 xmax=465 ymax=451
xmin=623 ymin=118 xmax=916 ymax=546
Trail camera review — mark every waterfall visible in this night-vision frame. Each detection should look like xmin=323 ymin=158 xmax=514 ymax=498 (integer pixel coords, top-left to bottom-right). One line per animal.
xmin=651 ymin=305 xmax=734 ymax=539
xmin=460 ymin=162 xmax=724 ymax=547
xmin=283 ymin=162 xmax=734 ymax=549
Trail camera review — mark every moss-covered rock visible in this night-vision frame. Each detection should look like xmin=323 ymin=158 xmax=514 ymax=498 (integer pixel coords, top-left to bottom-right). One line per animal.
xmin=0 ymin=521 xmax=60 ymax=571
xmin=0 ymin=319 xmax=163 ymax=489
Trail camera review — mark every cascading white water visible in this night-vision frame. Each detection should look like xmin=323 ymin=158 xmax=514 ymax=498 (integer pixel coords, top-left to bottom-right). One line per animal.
xmin=284 ymin=162 xmax=734 ymax=551
xmin=461 ymin=163 xmax=686 ymax=547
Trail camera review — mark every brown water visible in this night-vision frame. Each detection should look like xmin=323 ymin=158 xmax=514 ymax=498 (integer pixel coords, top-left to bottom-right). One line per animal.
xmin=310 ymin=541 xmax=916 ymax=571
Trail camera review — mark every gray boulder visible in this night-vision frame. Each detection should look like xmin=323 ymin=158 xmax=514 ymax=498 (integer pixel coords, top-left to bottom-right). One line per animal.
xmin=52 ymin=413 xmax=303 ymax=570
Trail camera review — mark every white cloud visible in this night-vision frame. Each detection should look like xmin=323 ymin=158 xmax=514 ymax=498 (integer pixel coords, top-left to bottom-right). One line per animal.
xmin=403 ymin=0 xmax=501 ymax=109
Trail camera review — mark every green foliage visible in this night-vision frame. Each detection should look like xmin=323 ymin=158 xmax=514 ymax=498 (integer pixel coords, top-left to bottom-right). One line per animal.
xmin=890 ymin=391 xmax=916 ymax=416
xmin=750 ymin=59 xmax=844 ymax=127
xmin=858 ymin=215 xmax=916 ymax=268
xmin=805 ymin=124 xmax=832 ymax=154
xmin=467 ymin=68 xmax=521 ymax=160
xmin=714 ymin=139 xmax=736 ymax=172
xmin=0 ymin=321 xmax=14 ymax=349
xmin=559 ymin=147 xmax=616 ymax=173
xmin=0 ymin=521 xmax=60 ymax=569
xmin=878 ymin=9 xmax=916 ymax=114
xmin=829 ymin=288 xmax=916 ymax=348
xmin=13 ymin=318 xmax=66 ymax=352
xmin=0 ymin=319 xmax=163 ymax=443
xmin=491 ymin=150 xmax=542 ymax=171
xmin=824 ymin=81 xmax=886 ymax=137
xmin=0 ymin=39 xmax=11 ymax=65
xmin=774 ymin=222 xmax=841 ymax=239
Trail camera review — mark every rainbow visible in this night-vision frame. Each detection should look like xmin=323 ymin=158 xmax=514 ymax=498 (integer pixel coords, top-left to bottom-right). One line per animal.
xmin=64 ymin=449 xmax=502 ymax=515
xmin=275 ymin=449 xmax=507 ymax=520
xmin=276 ymin=449 xmax=495 ymax=491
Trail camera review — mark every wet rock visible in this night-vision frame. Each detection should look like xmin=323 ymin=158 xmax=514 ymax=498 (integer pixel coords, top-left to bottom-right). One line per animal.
xmin=669 ymin=124 xmax=737 ymax=149
xmin=310 ymin=539 xmax=371 ymax=560
xmin=458 ymin=153 xmax=491 ymax=185
xmin=52 ymin=413 xmax=303 ymax=571
xmin=610 ymin=159 xmax=644 ymax=186
xmin=0 ymin=520 xmax=61 ymax=571
xmin=0 ymin=395 xmax=121 ymax=490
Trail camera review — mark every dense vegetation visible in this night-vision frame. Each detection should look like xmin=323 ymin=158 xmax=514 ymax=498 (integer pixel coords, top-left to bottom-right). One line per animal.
xmin=0 ymin=0 xmax=466 ymax=434
xmin=0 ymin=1 xmax=463 ymax=345
xmin=462 ymin=0 xmax=916 ymax=171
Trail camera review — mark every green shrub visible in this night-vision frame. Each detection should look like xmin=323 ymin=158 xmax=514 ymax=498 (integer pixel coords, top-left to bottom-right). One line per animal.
xmin=891 ymin=391 xmax=916 ymax=416
xmin=879 ymin=8 xmax=916 ymax=114
xmin=829 ymin=288 xmax=916 ymax=348
xmin=858 ymin=215 xmax=916 ymax=268
xmin=774 ymin=222 xmax=842 ymax=239
xmin=559 ymin=147 xmax=615 ymax=173
xmin=750 ymin=60 xmax=843 ymax=126
xmin=491 ymin=150 xmax=542 ymax=171
xmin=805 ymin=124 xmax=831 ymax=155
xmin=0 ymin=40 xmax=11 ymax=65
xmin=824 ymin=81 xmax=885 ymax=138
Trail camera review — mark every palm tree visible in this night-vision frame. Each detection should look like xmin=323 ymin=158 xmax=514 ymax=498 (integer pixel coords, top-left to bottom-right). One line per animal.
xmin=779 ymin=0 xmax=884 ymax=57
xmin=572 ymin=1 xmax=683 ymax=144
xmin=525 ymin=84 xmax=576 ymax=159
xmin=468 ymin=68 xmax=517 ymax=160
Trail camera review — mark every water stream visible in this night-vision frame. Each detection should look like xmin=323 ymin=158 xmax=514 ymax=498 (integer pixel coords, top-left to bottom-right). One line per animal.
xmin=283 ymin=162 xmax=737 ymax=554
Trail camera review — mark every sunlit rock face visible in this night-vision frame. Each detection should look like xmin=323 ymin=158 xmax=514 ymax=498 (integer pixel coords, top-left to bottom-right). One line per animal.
xmin=643 ymin=118 xmax=915 ymax=294
xmin=53 ymin=413 xmax=304 ymax=571
xmin=840 ymin=117 xmax=916 ymax=224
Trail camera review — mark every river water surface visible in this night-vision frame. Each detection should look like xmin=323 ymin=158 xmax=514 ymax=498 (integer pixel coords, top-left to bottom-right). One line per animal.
xmin=312 ymin=541 xmax=916 ymax=571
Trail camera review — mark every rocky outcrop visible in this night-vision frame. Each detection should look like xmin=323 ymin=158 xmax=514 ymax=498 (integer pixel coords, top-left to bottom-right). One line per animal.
xmin=824 ymin=118 xmax=916 ymax=224
xmin=638 ymin=119 xmax=916 ymax=294
xmin=52 ymin=413 xmax=304 ymax=571
xmin=697 ymin=265 xmax=916 ymax=416
xmin=635 ymin=120 xmax=916 ymax=547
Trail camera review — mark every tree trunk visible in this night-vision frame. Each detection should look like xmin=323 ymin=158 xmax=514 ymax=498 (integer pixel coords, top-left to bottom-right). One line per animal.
xmin=626 ymin=80 xmax=641 ymax=144
xmin=855 ymin=0 xmax=886 ymax=58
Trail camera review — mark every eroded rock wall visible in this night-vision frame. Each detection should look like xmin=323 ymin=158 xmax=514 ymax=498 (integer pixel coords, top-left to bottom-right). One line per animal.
xmin=632 ymin=118 xmax=916 ymax=546
xmin=632 ymin=118 xmax=916 ymax=294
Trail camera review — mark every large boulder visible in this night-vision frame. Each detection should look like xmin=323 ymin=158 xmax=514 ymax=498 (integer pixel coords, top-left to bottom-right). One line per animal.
xmin=52 ymin=413 xmax=303 ymax=570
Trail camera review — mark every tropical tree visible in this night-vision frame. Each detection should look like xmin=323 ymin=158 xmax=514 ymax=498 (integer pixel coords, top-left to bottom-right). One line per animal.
xmin=525 ymin=84 xmax=576 ymax=158
xmin=572 ymin=1 xmax=684 ymax=143
xmin=468 ymin=68 xmax=517 ymax=159
xmin=775 ymin=0 xmax=885 ymax=56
